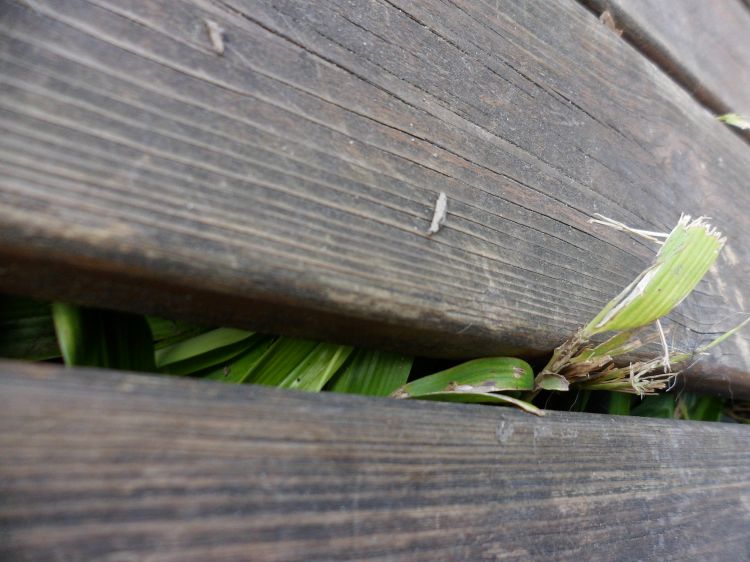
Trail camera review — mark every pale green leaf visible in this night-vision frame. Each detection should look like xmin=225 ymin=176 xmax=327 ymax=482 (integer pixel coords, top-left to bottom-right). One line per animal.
xmin=717 ymin=113 xmax=750 ymax=130
xmin=583 ymin=215 xmax=724 ymax=336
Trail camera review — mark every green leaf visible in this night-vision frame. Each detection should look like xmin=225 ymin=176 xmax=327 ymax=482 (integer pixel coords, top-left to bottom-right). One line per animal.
xmin=717 ymin=113 xmax=750 ymax=130
xmin=631 ymin=394 xmax=675 ymax=418
xmin=393 ymin=357 xmax=533 ymax=397
xmin=202 ymin=336 xmax=277 ymax=383
xmin=52 ymin=303 xmax=89 ymax=366
xmin=52 ymin=303 xmax=155 ymax=371
xmin=326 ymin=349 xmax=412 ymax=396
xmin=678 ymin=393 xmax=724 ymax=422
xmin=584 ymin=215 xmax=724 ymax=336
xmin=406 ymin=391 xmax=543 ymax=416
xmin=147 ymin=317 xmax=210 ymax=349
xmin=155 ymin=327 xmax=253 ymax=374
xmin=608 ymin=392 xmax=632 ymax=415
xmin=0 ymin=295 xmax=60 ymax=360
xmin=244 ymin=338 xmax=354 ymax=392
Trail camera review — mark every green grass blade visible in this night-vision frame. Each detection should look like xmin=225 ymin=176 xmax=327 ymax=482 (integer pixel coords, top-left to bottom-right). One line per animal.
xmin=608 ymin=392 xmax=632 ymax=415
xmin=155 ymin=327 xmax=253 ymax=373
xmin=584 ymin=216 xmax=724 ymax=336
xmin=406 ymin=391 xmax=543 ymax=416
xmin=288 ymin=344 xmax=352 ymax=391
xmin=243 ymin=338 xmax=354 ymax=392
xmin=0 ymin=295 xmax=60 ymax=360
xmin=147 ymin=317 xmax=210 ymax=349
xmin=393 ymin=357 xmax=533 ymax=398
xmin=631 ymin=394 xmax=675 ymax=418
xmin=52 ymin=303 xmax=91 ymax=366
xmin=678 ymin=393 xmax=724 ymax=422
xmin=202 ymin=336 xmax=277 ymax=383
xmin=690 ymin=396 xmax=723 ymax=421
xmin=156 ymin=340 xmax=253 ymax=375
xmin=240 ymin=338 xmax=319 ymax=384
xmin=52 ymin=303 xmax=155 ymax=371
xmin=326 ymin=349 xmax=413 ymax=396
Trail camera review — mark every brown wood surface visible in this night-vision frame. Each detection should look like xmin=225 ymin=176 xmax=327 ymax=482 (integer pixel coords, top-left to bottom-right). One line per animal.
xmin=0 ymin=1 xmax=749 ymax=396
xmin=1 ymin=361 xmax=749 ymax=561
xmin=584 ymin=0 xmax=750 ymax=116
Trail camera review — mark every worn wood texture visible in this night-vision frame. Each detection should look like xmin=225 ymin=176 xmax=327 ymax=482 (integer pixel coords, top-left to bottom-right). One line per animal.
xmin=584 ymin=0 xmax=750 ymax=115
xmin=1 ymin=361 xmax=749 ymax=561
xmin=0 ymin=0 xmax=749 ymax=396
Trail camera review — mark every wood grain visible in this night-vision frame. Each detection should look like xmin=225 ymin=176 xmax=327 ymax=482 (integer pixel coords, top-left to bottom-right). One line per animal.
xmin=584 ymin=0 xmax=750 ymax=115
xmin=0 ymin=1 xmax=749 ymax=396
xmin=1 ymin=361 xmax=749 ymax=561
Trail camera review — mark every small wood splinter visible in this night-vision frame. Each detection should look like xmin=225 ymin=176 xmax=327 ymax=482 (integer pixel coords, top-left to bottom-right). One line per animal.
xmin=204 ymin=19 xmax=226 ymax=55
xmin=599 ymin=10 xmax=623 ymax=36
xmin=427 ymin=192 xmax=447 ymax=235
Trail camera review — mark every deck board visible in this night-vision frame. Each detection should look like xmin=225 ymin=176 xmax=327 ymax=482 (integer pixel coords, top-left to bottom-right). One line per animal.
xmin=1 ymin=361 xmax=749 ymax=561
xmin=584 ymin=0 xmax=750 ymax=115
xmin=0 ymin=0 xmax=749 ymax=396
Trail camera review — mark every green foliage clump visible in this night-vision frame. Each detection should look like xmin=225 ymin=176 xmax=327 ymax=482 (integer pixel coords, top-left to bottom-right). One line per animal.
xmin=0 ymin=212 xmax=746 ymax=420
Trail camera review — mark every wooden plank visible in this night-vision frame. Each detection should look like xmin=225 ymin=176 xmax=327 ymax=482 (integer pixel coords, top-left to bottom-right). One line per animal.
xmin=1 ymin=361 xmax=749 ymax=561
xmin=584 ymin=0 xmax=750 ymax=115
xmin=0 ymin=1 xmax=749 ymax=396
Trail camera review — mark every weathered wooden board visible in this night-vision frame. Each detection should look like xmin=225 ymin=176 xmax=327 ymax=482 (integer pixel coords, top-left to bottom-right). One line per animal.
xmin=0 ymin=1 xmax=749 ymax=395
xmin=584 ymin=0 xmax=750 ymax=115
xmin=1 ymin=361 xmax=749 ymax=561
